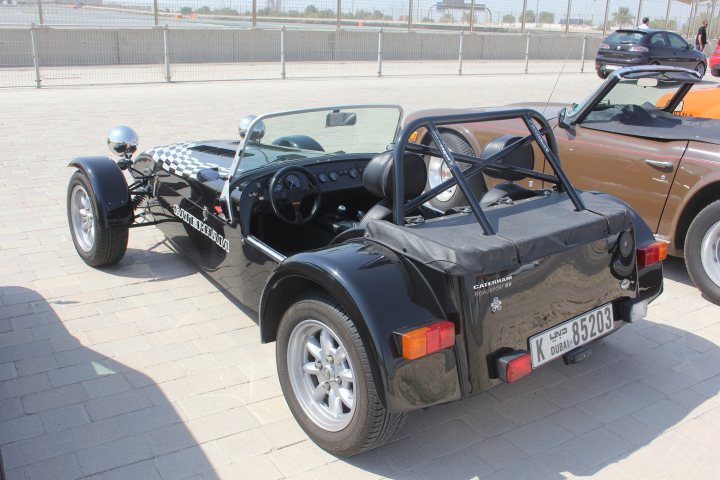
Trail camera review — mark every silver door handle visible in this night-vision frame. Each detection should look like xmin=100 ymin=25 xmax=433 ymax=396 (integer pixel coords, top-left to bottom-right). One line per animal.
xmin=644 ymin=159 xmax=674 ymax=170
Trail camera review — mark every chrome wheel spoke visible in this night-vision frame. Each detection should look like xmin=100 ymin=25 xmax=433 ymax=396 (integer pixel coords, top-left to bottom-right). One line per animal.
xmin=333 ymin=346 xmax=347 ymax=365
xmin=337 ymin=368 xmax=354 ymax=384
xmin=319 ymin=329 xmax=334 ymax=356
xmin=303 ymin=362 xmax=321 ymax=375
xmin=328 ymin=386 xmax=343 ymax=418
xmin=338 ymin=385 xmax=354 ymax=409
xmin=306 ymin=338 xmax=322 ymax=361
xmin=313 ymin=382 xmax=328 ymax=401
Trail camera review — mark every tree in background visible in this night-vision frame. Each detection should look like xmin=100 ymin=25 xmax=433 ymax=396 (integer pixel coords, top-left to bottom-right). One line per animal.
xmin=523 ymin=10 xmax=536 ymax=23
xmin=538 ymin=11 xmax=554 ymax=24
xmin=502 ymin=14 xmax=516 ymax=23
xmin=612 ymin=7 xmax=634 ymax=28
xmin=650 ymin=18 xmax=677 ymax=30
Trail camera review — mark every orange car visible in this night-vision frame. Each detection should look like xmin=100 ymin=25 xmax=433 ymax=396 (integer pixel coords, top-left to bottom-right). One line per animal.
xmin=657 ymin=86 xmax=720 ymax=119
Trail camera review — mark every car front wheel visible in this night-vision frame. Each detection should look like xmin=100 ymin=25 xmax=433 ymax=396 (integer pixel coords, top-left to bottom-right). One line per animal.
xmin=685 ymin=200 xmax=720 ymax=304
xmin=276 ymin=294 xmax=404 ymax=456
xmin=67 ymin=171 xmax=128 ymax=267
xmin=695 ymin=62 xmax=707 ymax=77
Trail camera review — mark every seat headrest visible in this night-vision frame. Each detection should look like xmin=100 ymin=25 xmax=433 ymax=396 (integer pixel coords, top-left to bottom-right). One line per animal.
xmin=363 ymin=151 xmax=427 ymax=199
xmin=481 ymin=135 xmax=534 ymax=182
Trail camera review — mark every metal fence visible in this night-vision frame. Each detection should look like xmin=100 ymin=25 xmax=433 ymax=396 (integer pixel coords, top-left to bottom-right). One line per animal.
xmin=1 ymin=0 xmax=717 ymax=87
xmin=2 ymin=0 xmax=715 ymax=35
xmin=0 ymin=26 xmax=606 ymax=86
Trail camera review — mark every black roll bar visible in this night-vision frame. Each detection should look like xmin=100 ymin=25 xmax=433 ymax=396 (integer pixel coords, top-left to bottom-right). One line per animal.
xmin=393 ymin=108 xmax=586 ymax=234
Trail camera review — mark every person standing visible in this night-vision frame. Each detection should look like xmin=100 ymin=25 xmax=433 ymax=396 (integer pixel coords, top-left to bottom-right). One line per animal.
xmin=696 ymin=20 xmax=709 ymax=53
xmin=638 ymin=17 xmax=650 ymax=29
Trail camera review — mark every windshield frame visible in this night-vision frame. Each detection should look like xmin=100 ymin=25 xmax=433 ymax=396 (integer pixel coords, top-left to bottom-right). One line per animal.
xmin=567 ymin=66 xmax=700 ymax=125
xmin=219 ymin=104 xmax=403 ymax=225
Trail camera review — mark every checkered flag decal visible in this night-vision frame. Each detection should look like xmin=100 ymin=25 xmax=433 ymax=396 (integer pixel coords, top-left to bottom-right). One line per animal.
xmin=149 ymin=143 xmax=231 ymax=179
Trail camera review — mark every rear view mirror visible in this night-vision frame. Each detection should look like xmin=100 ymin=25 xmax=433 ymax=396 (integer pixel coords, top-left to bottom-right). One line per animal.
xmin=326 ymin=111 xmax=357 ymax=127
xmin=637 ymin=78 xmax=658 ymax=88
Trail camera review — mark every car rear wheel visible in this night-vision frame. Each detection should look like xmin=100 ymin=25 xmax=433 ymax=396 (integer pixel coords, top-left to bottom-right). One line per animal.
xmin=426 ymin=132 xmax=486 ymax=211
xmin=67 ymin=171 xmax=128 ymax=267
xmin=685 ymin=200 xmax=720 ymax=304
xmin=596 ymin=69 xmax=609 ymax=79
xmin=276 ymin=294 xmax=404 ymax=456
xmin=695 ymin=62 xmax=706 ymax=77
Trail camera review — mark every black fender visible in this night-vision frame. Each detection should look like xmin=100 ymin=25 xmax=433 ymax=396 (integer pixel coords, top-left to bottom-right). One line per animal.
xmin=589 ymin=191 xmax=663 ymax=303
xmin=259 ymin=240 xmax=462 ymax=412
xmin=271 ymin=135 xmax=324 ymax=151
xmin=68 ymin=156 xmax=133 ymax=227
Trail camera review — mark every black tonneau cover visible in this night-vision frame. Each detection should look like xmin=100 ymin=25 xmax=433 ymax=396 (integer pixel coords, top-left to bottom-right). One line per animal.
xmin=582 ymin=104 xmax=720 ymax=145
xmin=365 ymin=191 xmax=631 ymax=275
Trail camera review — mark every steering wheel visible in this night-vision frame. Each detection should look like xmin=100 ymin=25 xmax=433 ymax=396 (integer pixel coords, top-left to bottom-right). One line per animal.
xmin=268 ymin=166 xmax=322 ymax=226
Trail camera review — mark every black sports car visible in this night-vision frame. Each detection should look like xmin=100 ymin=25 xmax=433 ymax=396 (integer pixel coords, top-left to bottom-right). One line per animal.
xmin=66 ymin=105 xmax=664 ymax=455
xmin=596 ymin=29 xmax=707 ymax=78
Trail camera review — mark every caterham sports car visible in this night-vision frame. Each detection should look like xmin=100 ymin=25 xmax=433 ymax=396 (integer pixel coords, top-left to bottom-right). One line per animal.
xmin=408 ymin=66 xmax=720 ymax=305
xmin=66 ymin=106 xmax=664 ymax=455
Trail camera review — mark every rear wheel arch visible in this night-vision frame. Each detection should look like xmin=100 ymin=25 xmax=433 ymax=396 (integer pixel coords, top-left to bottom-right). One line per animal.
xmin=674 ymin=182 xmax=720 ymax=250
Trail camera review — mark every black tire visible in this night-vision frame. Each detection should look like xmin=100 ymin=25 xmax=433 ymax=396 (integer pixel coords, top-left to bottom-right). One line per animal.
xmin=276 ymin=294 xmax=405 ymax=456
xmin=685 ymin=200 xmax=720 ymax=304
xmin=695 ymin=62 xmax=707 ymax=77
xmin=67 ymin=171 xmax=129 ymax=267
xmin=596 ymin=69 xmax=609 ymax=79
xmin=425 ymin=132 xmax=486 ymax=211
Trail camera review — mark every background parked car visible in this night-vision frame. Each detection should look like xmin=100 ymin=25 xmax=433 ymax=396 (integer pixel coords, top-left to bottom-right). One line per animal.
xmin=596 ymin=29 xmax=707 ymax=78
xmin=407 ymin=66 xmax=720 ymax=305
xmin=710 ymin=42 xmax=720 ymax=76
xmin=657 ymin=85 xmax=720 ymax=119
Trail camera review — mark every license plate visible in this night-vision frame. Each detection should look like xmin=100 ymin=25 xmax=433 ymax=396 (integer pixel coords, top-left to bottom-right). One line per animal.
xmin=529 ymin=303 xmax=614 ymax=368
xmin=605 ymin=65 xmax=620 ymax=71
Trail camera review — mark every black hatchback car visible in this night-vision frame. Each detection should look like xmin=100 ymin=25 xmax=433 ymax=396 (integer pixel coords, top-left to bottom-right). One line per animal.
xmin=596 ymin=29 xmax=707 ymax=78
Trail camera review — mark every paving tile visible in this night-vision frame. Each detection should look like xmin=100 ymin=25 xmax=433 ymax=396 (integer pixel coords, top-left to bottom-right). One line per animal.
xmin=102 ymin=460 xmax=163 ymax=480
xmin=268 ymin=440 xmax=334 ymax=477
xmin=376 ymin=419 xmax=480 ymax=472
xmin=71 ymin=417 xmax=125 ymax=449
xmin=547 ymin=405 xmax=603 ymax=436
xmin=415 ymin=446 xmax=493 ymax=480
xmin=1 ymin=430 xmax=78 ymax=469
xmin=24 ymin=454 xmax=83 ymax=480
xmin=22 ymin=383 xmax=88 ymax=414
xmin=76 ymin=434 xmax=154 ymax=476
xmin=576 ymin=382 xmax=664 ymax=423
xmin=472 ymin=436 xmax=528 ymax=471
xmin=40 ymin=404 xmax=90 ymax=432
xmin=154 ymin=445 xmax=222 ymax=480
xmin=0 ymin=414 xmax=45 ymax=444
xmin=463 ymin=405 xmax=517 ymax=438
xmin=84 ymin=388 xmax=153 ymax=420
xmin=559 ymin=427 xmax=633 ymax=468
xmin=494 ymin=392 xmax=559 ymax=426
xmin=502 ymin=417 xmax=573 ymax=455
xmin=0 ymin=362 xmax=19 ymax=381
xmin=210 ymin=456 xmax=282 ymax=480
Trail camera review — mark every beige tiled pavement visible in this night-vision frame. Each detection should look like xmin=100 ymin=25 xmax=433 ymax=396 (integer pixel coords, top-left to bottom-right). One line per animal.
xmin=1 ymin=72 xmax=720 ymax=480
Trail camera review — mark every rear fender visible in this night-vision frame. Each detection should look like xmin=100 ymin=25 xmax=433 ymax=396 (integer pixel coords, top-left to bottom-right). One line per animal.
xmin=68 ymin=156 xmax=133 ymax=228
xmin=260 ymin=241 xmax=461 ymax=412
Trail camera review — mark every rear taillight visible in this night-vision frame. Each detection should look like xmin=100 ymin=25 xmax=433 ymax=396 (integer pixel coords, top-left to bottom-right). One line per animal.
xmin=397 ymin=321 xmax=455 ymax=360
xmin=498 ymin=351 xmax=532 ymax=383
xmin=629 ymin=45 xmax=649 ymax=52
xmin=636 ymin=241 xmax=668 ymax=267
xmin=601 ymin=43 xmax=610 ymax=49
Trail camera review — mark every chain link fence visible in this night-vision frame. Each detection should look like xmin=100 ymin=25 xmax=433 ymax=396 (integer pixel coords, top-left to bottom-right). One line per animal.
xmin=0 ymin=0 xmax=715 ymax=87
